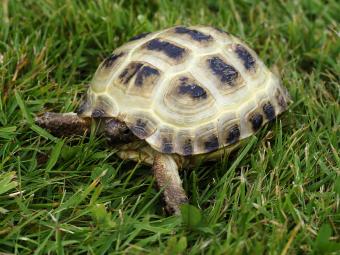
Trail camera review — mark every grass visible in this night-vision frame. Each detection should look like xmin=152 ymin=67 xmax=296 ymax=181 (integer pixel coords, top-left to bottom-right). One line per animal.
xmin=0 ymin=0 xmax=339 ymax=254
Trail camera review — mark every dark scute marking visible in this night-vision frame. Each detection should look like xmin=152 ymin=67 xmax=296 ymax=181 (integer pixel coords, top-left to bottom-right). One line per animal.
xmin=235 ymin=44 xmax=256 ymax=70
xmin=92 ymin=108 xmax=105 ymax=118
xmin=263 ymin=102 xmax=276 ymax=121
xmin=226 ymin=125 xmax=240 ymax=144
xmin=129 ymin=32 xmax=150 ymax=41
xmin=119 ymin=63 xmax=143 ymax=85
xmin=76 ymin=99 xmax=89 ymax=115
xmin=214 ymin=27 xmax=230 ymax=35
xmin=204 ymin=135 xmax=219 ymax=152
xmin=135 ymin=66 xmax=160 ymax=87
xmin=146 ymin=39 xmax=185 ymax=59
xmin=250 ymin=113 xmax=263 ymax=131
xmin=208 ymin=57 xmax=239 ymax=85
xmin=182 ymin=139 xmax=193 ymax=155
xmin=277 ymin=92 xmax=287 ymax=108
xmin=175 ymin=26 xmax=212 ymax=41
xmin=177 ymin=77 xmax=207 ymax=99
xmin=130 ymin=119 xmax=149 ymax=138
xmin=103 ymin=52 xmax=124 ymax=68
xmin=162 ymin=138 xmax=173 ymax=153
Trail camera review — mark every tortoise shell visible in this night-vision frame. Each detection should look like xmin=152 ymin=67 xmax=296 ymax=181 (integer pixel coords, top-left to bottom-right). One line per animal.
xmin=78 ymin=26 xmax=290 ymax=156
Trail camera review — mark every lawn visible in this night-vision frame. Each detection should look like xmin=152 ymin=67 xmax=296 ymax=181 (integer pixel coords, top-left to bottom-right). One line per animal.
xmin=0 ymin=0 xmax=339 ymax=254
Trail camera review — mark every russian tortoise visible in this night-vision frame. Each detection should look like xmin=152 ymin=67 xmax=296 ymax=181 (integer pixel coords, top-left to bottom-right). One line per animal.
xmin=36 ymin=26 xmax=290 ymax=214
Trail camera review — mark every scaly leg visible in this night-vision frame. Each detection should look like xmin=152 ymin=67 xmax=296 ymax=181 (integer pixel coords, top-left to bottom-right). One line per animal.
xmin=36 ymin=112 xmax=134 ymax=142
xmin=35 ymin=112 xmax=91 ymax=137
xmin=117 ymin=145 xmax=188 ymax=214
xmin=37 ymin=113 xmax=188 ymax=214
xmin=152 ymin=153 xmax=188 ymax=215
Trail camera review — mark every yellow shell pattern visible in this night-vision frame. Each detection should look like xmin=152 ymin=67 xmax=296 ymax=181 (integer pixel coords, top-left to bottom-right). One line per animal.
xmin=78 ymin=26 xmax=290 ymax=156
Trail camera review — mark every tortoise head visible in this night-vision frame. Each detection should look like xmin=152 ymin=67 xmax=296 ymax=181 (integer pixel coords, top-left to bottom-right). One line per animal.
xmin=103 ymin=118 xmax=137 ymax=145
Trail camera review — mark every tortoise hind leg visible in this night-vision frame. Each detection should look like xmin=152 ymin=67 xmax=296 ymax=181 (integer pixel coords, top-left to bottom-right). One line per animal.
xmin=153 ymin=153 xmax=188 ymax=215
xmin=35 ymin=112 xmax=91 ymax=137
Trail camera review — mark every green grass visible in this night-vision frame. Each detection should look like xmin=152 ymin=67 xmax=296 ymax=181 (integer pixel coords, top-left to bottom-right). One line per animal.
xmin=0 ymin=0 xmax=339 ymax=254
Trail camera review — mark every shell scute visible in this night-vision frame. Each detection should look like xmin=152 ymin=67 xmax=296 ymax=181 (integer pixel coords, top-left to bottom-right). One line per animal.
xmin=262 ymin=102 xmax=276 ymax=121
xmin=226 ymin=124 xmax=241 ymax=145
xmin=125 ymin=112 xmax=157 ymax=139
xmin=118 ymin=62 xmax=143 ymax=87
xmin=174 ymin=26 xmax=213 ymax=42
xmin=233 ymin=44 xmax=256 ymax=71
xmin=176 ymin=131 xmax=195 ymax=156
xmin=129 ymin=32 xmax=151 ymax=42
xmin=207 ymin=56 xmax=239 ymax=85
xmin=156 ymin=73 xmax=218 ymax=127
xmin=83 ymin=25 xmax=290 ymax=155
xmin=249 ymin=113 xmax=263 ymax=131
xmin=142 ymin=38 xmax=190 ymax=65
xmin=194 ymin=124 xmax=220 ymax=153
xmin=198 ymin=54 xmax=246 ymax=97
xmin=158 ymin=128 xmax=175 ymax=154
xmin=112 ymin=61 xmax=162 ymax=98
xmin=135 ymin=65 xmax=160 ymax=87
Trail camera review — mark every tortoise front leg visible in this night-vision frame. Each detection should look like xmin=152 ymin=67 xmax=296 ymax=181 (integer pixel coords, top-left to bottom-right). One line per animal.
xmin=36 ymin=112 xmax=135 ymax=142
xmin=35 ymin=112 xmax=91 ymax=137
xmin=153 ymin=153 xmax=188 ymax=215
xmin=110 ymin=145 xmax=189 ymax=214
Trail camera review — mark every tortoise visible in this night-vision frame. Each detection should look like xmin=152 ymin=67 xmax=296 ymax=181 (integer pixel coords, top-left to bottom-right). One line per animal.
xmin=36 ymin=25 xmax=290 ymax=215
